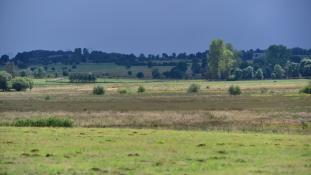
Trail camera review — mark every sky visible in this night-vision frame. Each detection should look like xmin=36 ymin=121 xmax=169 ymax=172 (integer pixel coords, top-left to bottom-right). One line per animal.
xmin=0 ymin=0 xmax=311 ymax=57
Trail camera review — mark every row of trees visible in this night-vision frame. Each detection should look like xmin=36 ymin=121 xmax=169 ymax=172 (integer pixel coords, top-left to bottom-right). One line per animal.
xmin=69 ymin=73 xmax=96 ymax=83
xmin=1 ymin=45 xmax=310 ymax=69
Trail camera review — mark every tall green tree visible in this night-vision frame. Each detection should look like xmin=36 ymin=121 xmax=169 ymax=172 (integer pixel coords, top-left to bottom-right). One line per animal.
xmin=207 ymin=39 xmax=237 ymax=79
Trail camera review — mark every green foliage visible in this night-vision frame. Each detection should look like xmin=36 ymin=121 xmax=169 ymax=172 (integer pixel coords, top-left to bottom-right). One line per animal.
xmin=299 ymin=58 xmax=311 ymax=77
xmin=301 ymin=121 xmax=308 ymax=130
xmin=136 ymin=72 xmax=144 ymax=79
xmin=233 ymin=68 xmax=243 ymax=80
xmin=300 ymin=82 xmax=311 ymax=94
xmin=273 ymin=64 xmax=285 ymax=79
xmin=242 ymin=66 xmax=254 ymax=79
xmin=187 ymin=84 xmax=200 ymax=93
xmin=260 ymin=87 xmax=269 ymax=94
xmin=45 ymin=95 xmax=50 ymax=101
xmin=69 ymin=73 xmax=96 ymax=83
xmin=0 ymin=71 xmax=12 ymax=91
xmin=152 ymin=68 xmax=161 ymax=79
xmin=93 ymin=85 xmax=105 ymax=95
xmin=137 ymin=86 xmax=145 ymax=93
xmin=255 ymin=69 xmax=264 ymax=80
xmin=62 ymin=70 xmax=69 ymax=76
xmin=33 ymin=66 xmax=46 ymax=78
xmin=286 ymin=62 xmax=300 ymax=78
xmin=207 ymin=39 xmax=238 ymax=79
xmin=266 ymin=45 xmax=291 ymax=66
xmin=163 ymin=62 xmax=188 ymax=79
xmin=10 ymin=77 xmax=33 ymax=91
xmin=118 ymin=89 xmax=128 ymax=94
xmin=13 ymin=118 xmax=73 ymax=127
xmin=191 ymin=58 xmax=201 ymax=75
xmin=228 ymin=85 xmax=241 ymax=95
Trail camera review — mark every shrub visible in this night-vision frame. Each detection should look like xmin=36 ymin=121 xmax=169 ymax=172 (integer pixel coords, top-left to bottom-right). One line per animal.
xmin=301 ymin=121 xmax=308 ymax=130
xmin=93 ymin=86 xmax=105 ymax=95
xmin=10 ymin=77 xmax=33 ymax=91
xmin=187 ymin=84 xmax=200 ymax=93
xmin=260 ymin=87 xmax=268 ymax=94
xmin=45 ymin=95 xmax=50 ymax=100
xmin=228 ymin=85 xmax=241 ymax=95
xmin=118 ymin=89 xmax=128 ymax=94
xmin=13 ymin=118 xmax=73 ymax=127
xmin=137 ymin=86 xmax=145 ymax=93
xmin=300 ymin=82 xmax=311 ymax=94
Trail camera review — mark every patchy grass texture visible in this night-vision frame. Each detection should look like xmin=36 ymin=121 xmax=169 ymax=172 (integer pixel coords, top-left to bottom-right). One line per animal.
xmin=0 ymin=127 xmax=310 ymax=175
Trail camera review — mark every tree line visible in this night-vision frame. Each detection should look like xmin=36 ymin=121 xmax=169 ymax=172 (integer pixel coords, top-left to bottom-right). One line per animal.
xmin=1 ymin=39 xmax=311 ymax=80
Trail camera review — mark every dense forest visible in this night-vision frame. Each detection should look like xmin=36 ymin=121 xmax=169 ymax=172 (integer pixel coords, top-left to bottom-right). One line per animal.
xmin=1 ymin=39 xmax=311 ymax=80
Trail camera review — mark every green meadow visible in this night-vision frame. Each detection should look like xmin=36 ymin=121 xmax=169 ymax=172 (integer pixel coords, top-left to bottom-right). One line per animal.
xmin=1 ymin=127 xmax=310 ymax=175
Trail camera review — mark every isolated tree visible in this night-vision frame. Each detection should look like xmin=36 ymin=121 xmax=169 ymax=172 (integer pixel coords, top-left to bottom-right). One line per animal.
xmin=207 ymin=39 xmax=237 ymax=79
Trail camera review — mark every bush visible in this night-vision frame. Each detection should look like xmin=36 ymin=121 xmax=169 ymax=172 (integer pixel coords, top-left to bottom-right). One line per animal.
xmin=260 ymin=87 xmax=269 ymax=94
xmin=118 ymin=89 xmax=128 ymax=94
xmin=187 ymin=84 xmax=200 ymax=93
xmin=137 ymin=86 xmax=145 ymax=93
xmin=300 ymin=82 xmax=311 ymax=94
xmin=13 ymin=118 xmax=73 ymax=127
xmin=93 ymin=86 xmax=105 ymax=95
xmin=228 ymin=85 xmax=241 ymax=95
xmin=45 ymin=95 xmax=50 ymax=100
xmin=10 ymin=77 xmax=33 ymax=91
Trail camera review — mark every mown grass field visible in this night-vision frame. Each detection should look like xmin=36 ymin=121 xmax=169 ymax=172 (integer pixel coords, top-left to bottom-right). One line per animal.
xmin=1 ymin=127 xmax=310 ymax=175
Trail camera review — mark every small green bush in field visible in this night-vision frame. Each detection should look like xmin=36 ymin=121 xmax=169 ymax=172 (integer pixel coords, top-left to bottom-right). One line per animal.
xmin=300 ymin=82 xmax=311 ymax=94
xmin=187 ymin=84 xmax=200 ymax=93
xmin=93 ymin=86 xmax=105 ymax=95
xmin=118 ymin=89 xmax=128 ymax=94
xmin=228 ymin=85 xmax=241 ymax=95
xmin=13 ymin=118 xmax=73 ymax=127
xmin=137 ymin=86 xmax=145 ymax=93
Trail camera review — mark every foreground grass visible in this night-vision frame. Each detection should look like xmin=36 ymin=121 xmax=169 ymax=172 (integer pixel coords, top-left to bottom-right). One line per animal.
xmin=0 ymin=127 xmax=310 ymax=175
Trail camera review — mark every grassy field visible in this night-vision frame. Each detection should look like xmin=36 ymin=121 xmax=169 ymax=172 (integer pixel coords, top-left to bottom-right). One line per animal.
xmin=1 ymin=127 xmax=310 ymax=175
xmin=1 ymin=78 xmax=311 ymax=174
xmin=0 ymin=79 xmax=310 ymax=133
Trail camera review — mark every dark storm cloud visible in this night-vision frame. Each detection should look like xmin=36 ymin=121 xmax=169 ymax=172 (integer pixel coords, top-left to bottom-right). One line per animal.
xmin=0 ymin=0 xmax=310 ymax=56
